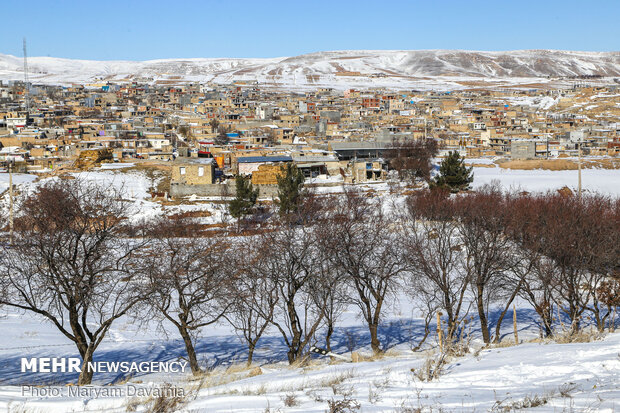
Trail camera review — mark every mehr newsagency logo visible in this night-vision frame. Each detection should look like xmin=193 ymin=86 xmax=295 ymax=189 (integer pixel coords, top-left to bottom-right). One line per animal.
xmin=20 ymin=357 xmax=188 ymax=398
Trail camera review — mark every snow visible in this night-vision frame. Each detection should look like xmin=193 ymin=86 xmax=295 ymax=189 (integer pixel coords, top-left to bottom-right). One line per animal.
xmin=504 ymin=96 xmax=559 ymax=110
xmin=0 ymin=173 xmax=36 ymax=192
xmin=186 ymin=334 xmax=620 ymax=412
xmin=2 ymin=50 xmax=619 ymax=91
xmin=472 ymin=166 xmax=620 ymax=196
xmin=98 ymin=162 xmax=135 ymax=170
xmin=0 ymin=166 xmax=619 ymax=411
xmin=0 ymin=305 xmax=618 ymax=412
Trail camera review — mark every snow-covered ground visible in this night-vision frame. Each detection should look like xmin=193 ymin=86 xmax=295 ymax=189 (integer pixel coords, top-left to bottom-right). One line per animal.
xmin=0 ymin=173 xmax=36 ymax=193
xmin=0 ymin=298 xmax=618 ymax=412
xmin=472 ymin=166 xmax=620 ymax=196
xmin=166 ymin=334 xmax=620 ymax=412
xmin=0 ymin=166 xmax=619 ymax=412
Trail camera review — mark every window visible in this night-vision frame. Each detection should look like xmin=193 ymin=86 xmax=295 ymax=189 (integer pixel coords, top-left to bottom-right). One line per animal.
xmin=198 ymin=166 xmax=204 ymax=177
xmin=180 ymin=167 xmax=186 ymax=175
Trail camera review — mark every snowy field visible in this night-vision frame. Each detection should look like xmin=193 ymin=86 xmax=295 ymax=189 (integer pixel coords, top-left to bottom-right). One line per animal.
xmin=0 ymin=173 xmax=36 ymax=193
xmin=0 ymin=167 xmax=618 ymax=412
xmin=472 ymin=166 xmax=620 ymax=196
xmin=0 ymin=296 xmax=618 ymax=412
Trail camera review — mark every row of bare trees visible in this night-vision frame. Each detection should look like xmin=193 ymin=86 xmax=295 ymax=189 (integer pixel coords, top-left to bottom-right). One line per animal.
xmin=1 ymin=179 xmax=618 ymax=385
xmin=402 ymin=186 xmax=620 ymax=347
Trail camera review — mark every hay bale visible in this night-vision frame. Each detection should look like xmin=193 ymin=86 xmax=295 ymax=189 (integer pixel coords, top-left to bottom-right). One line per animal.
xmin=74 ymin=149 xmax=113 ymax=170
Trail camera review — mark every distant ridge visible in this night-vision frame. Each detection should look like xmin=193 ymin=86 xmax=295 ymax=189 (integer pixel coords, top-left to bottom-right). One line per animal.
xmin=1 ymin=50 xmax=619 ymax=90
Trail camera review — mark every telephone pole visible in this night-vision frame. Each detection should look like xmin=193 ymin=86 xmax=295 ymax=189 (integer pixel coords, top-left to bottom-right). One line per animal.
xmin=8 ymin=160 xmax=14 ymax=244
xmin=577 ymin=140 xmax=582 ymax=199
xmin=23 ymin=38 xmax=30 ymax=121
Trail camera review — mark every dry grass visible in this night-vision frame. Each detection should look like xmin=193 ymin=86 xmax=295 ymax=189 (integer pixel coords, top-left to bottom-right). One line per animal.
xmin=489 ymin=338 xmax=520 ymax=349
xmin=184 ymin=362 xmax=258 ymax=389
xmin=553 ymin=328 xmax=605 ymax=344
xmin=491 ymin=392 xmax=552 ymax=411
xmin=326 ymin=396 xmax=361 ymax=413
xmin=318 ymin=370 xmax=356 ymax=389
xmin=491 ymin=382 xmax=578 ymax=412
xmin=166 ymin=210 xmax=212 ymax=219
xmin=124 ymin=383 xmax=190 ymax=413
xmin=282 ymin=392 xmax=300 ymax=407
xmin=410 ymin=353 xmax=448 ymax=382
xmin=352 ymin=348 xmax=402 ymax=362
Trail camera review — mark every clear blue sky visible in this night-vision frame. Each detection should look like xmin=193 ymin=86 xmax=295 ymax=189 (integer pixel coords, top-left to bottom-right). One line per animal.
xmin=2 ymin=0 xmax=618 ymax=60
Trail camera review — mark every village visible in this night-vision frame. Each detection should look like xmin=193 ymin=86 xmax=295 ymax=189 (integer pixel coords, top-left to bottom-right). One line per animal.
xmin=2 ymin=0 xmax=620 ymax=410
xmin=1 ymin=75 xmax=620 ymax=412
xmin=1 ymin=79 xmax=619 ymax=198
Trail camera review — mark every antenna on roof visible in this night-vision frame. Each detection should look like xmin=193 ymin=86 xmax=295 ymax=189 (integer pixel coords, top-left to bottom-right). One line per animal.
xmin=23 ymin=37 xmax=30 ymax=121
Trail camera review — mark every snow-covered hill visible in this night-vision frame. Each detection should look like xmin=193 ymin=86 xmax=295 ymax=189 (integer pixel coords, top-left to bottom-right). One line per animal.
xmin=1 ymin=50 xmax=619 ymax=90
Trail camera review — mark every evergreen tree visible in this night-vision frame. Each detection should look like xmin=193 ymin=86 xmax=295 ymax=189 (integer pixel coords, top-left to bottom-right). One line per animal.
xmin=229 ymin=175 xmax=259 ymax=218
xmin=432 ymin=151 xmax=473 ymax=192
xmin=276 ymin=163 xmax=305 ymax=216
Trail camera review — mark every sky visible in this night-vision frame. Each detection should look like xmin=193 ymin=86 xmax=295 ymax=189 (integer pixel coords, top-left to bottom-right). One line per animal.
xmin=1 ymin=0 xmax=619 ymax=60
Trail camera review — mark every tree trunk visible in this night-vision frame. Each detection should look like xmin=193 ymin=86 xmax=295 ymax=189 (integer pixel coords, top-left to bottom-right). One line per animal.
xmin=534 ymin=303 xmax=553 ymax=337
xmin=542 ymin=309 xmax=553 ymax=337
xmin=286 ymin=299 xmax=303 ymax=364
xmin=591 ymin=306 xmax=605 ymax=333
xmin=412 ymin=324 xmax=430 ymax=352
xmin=325 ymin=321 xmax=334 ymax=353
xmin=493 ymin=285 xmax=521 ymax=343
xmin=493 ymin=305 xmax=510 ymax=343
xmin=77 ymin=347 xmax=94 ymax=385
xmin=369 ymin=322 xmax=382 ymax=354
xmin=476 ymin=283 xmax=490 ymax=344
xmin=178 ymin=325 xmax=201 ymax=375
xmin=247 ymin=342 xmax=255 ymax=366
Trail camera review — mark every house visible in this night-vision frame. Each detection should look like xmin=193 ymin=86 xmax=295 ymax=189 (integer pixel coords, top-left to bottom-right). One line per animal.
xmin=237 ymin=155 xmax=292 ymax=175
xmin=510 ymin=140 xmax=536 ymax=159
xmin=330 ymin=141 xmax=389 ymax=161
xmin=348 ymin=160 xmax=388 ymax=183
xmin=171 ymin=159 xmax=216 ymax=186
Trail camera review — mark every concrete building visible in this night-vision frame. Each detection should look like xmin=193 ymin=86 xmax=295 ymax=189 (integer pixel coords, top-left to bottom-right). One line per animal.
xmin=510 ymin=140 xmax=536 ymax=159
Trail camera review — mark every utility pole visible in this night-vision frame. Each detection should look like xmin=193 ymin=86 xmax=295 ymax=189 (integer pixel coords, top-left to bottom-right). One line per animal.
xmin=8 ymin=160 xmax=14 ymax=245
xmin=23 ymin=38 xmax=30 ymax=120
xmin=577 ymin=139 xmax=582 ymax=199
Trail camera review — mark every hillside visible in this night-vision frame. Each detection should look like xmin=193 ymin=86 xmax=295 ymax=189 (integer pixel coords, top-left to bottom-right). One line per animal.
xmin=1 ymin=49 xmax=620 ymax=90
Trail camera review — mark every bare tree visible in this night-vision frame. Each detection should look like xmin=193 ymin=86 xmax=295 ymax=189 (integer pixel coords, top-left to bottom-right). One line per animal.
xmin=215 ymin=125 xmax=231 ymax=145
xmin=402 ymin=190 xmax=471 ymax=345
xmin=209 ymin=118 xmax=220 ymax=133
xmin=329 ymin=190 xmax=407 ymax=354
xmin=535 ymin=193 xmax=615 ymax=334
xmin=311 ymin=205 xmax=350 ymax=352
xmin=255 ymin=222 xmax=324 ymax=364
xmin=0 ymin=179 xmax=146 ymax=385
xmin=596 ymin=272 xmax=620 ymax=332
xmin=178 ymin=125 xmax=192 ymax=141
xmin=143 ymin=218 xmax=232 ymax=375
xmin=385 ymin=137 xmax=438 ymax=183
xmin=453 ymin=186 xmax=513 ymax=344
xmin=504 ymin=193 xmax=555 ymax=337
xmin=265 ymin=129 xmax=278 ymax=146
xmin=225 ymin=241 xmax=278 ymax=366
